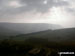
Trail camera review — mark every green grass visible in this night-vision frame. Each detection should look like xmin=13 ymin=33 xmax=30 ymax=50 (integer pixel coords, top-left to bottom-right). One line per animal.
xmin=0 ymin=39 xmax=75 ymax=56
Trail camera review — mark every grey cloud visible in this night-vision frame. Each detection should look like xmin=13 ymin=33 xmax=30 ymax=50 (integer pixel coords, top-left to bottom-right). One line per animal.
xmin=0 ymin=0 xmax=69 ymax=20
xmin=0 ymin=0 xmax=69 ymax=13
xmin=55 ymin=0 xmax=69 ymax=6
xmin=66 ymin=8 xmax=75 ymax=12
xmin=19 ymin=0 xmax=69 ymax=13
xmin=66 ymin=8 xmax=75 ymax=15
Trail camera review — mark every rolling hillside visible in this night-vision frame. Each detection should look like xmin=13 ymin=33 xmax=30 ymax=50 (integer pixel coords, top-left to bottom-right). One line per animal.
xmin=12 ymin=28 xmax=75 ymax=43
xmin=0 ymin=26 xmax=75 ymax=56
xmin=0 ymin=23 xmax=62 ymax=39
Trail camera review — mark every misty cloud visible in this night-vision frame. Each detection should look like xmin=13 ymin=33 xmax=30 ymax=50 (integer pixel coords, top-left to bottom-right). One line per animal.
xmin=0 ymin=0 xmax=69 ymax=14
xmin=0 ymin=0 xmax=75 ymax=28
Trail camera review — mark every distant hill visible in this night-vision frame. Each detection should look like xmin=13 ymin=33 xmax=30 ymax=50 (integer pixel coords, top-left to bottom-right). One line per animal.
xmin=0 ymin=25 xmax=20 ymax=39
xmin=0 ymin=28 xmax=75 ymax=56
xmin=0 ymin=23 xmax=62 ymax=37
xmin=13 ymin=28 xmax=75 ymax=43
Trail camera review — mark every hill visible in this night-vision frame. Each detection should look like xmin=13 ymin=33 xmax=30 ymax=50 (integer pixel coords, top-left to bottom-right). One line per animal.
xmin=0 ymin=23 xmax=62 ymax=39
xmin=0 ymin=27 xmax=75 ymax=56
xmin=12 ymin=28 xmax=75 ymax=43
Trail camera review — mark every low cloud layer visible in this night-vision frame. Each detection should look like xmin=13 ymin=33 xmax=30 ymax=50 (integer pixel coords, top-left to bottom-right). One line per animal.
xmin=0 ymin=0 xmax=75 ymax=28
xmin=0 ymin=0 xmax=68 ymax=14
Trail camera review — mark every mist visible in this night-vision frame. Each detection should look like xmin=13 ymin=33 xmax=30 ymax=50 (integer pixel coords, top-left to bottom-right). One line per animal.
xmin=0 ymin=0 xmax=75 ymax=28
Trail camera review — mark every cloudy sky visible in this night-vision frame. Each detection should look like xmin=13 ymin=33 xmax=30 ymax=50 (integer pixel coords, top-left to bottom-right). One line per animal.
xmin=0 ymin=0 xmax=75 ymax=28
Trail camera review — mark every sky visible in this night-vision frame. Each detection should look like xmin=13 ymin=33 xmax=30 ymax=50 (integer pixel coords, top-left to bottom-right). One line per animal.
xmin=0 ymin=0 xmax=75 ymax=28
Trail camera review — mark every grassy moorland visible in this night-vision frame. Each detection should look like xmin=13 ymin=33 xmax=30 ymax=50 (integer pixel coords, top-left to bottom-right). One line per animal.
xmin=0 ymin=28 xmax=75 ymax=56
xmin=0 ymin=38 xmax=75 ymax=56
